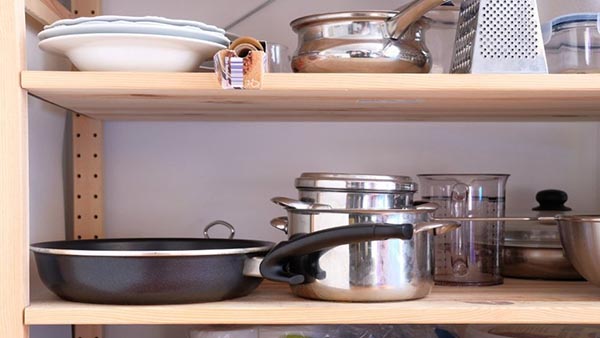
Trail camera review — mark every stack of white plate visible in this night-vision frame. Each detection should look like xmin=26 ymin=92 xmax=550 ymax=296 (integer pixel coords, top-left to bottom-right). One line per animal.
xmin=39 ymin=16 xmax=230 ymax=72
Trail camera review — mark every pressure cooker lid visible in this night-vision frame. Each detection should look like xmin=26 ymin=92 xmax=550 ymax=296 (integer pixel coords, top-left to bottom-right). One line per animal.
xmin=295 ymin=173 xmax=418 ymax=192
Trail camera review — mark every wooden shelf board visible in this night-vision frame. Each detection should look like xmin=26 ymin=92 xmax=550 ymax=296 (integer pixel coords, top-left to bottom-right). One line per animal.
xmin=25 ymin=0 xmax=72 ymax=25
xmin=21 ymin=71 xmax=600 ymax=121
xmin=26 ymin=279 xmax=600 ymax=325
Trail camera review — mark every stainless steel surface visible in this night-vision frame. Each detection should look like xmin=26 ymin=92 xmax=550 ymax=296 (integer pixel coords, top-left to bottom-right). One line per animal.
xmin=271 ymin=196 xmax=332 ymax=210
xmin=204 ymin=220 xmax=236 ymax=239
xmin=295 ymin=173 xmax=417 ymax=209
xmin=272 ymin=200 xmax=458 ymax=301
xmin=242 ymin=256 xmax=264 ymax=278
xmin=296 ymin=173 xmax=417 ymax=191
xmin=270 ymin=216 xmax=289 ymax=234
xmin=502 ymin=245 xmax=583 ymax=280
xmin=557 ymin=216 xmax=600 ymax=286
xmin=387 ymin=0 xmax=449 ymax=39
xmin=450 ymin=0 xmax=548 ymax=73
xmin=290 ymin=6 xmax=439 ymax=73
xmin=434 ymin=216 xmax=558 ymax=222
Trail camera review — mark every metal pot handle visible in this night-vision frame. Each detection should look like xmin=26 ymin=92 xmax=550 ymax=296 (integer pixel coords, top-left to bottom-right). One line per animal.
xmin=270 ymin=216 xmax=288 ymax=234
xmin=271 ymin=197 xmax=332 ymax=210
xmin=203 ymin=220 xmax=236 ymax=239
xmin=414 ymin=221 xmax=460 ymax=235
xmin=259 ymin=223 xmax=414 ymax=285
xmin=387 ymin=0 xmax=449 ymax=39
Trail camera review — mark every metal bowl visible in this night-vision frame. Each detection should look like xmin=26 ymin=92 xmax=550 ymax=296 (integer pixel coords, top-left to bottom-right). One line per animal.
xmin=557 ymin=215 xmax=600 ymax=285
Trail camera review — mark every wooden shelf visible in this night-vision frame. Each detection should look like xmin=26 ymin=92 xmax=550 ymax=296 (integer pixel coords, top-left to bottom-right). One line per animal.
xmin=26 ymin=279 xmax=600 ymax=325
xmin=21 ymin=71 xmax=600 ymax=121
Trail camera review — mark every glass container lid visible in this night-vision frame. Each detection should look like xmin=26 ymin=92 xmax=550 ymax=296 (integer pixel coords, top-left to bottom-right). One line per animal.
xmin=542 ymin=12 xmax=600 ymax=45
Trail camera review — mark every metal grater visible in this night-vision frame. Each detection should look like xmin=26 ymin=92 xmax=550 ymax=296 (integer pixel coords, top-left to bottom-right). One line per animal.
xmin=450 ymin=0 xmax=548 ymax=73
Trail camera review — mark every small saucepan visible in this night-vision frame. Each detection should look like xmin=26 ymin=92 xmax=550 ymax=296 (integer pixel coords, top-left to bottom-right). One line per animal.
xmin=290 ymin=0 xmax=450 ymax=73
xmin=31 ymin=220 xmax=424 ymax=304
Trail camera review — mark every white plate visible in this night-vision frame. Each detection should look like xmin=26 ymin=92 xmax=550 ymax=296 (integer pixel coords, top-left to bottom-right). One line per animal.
xmin=39 ymin=33 xmax=225 ymax=72
xmin=39 ymin=21 xmax=230 ymax=45
xmin=45 ymin=15 xmax=225 ymax=34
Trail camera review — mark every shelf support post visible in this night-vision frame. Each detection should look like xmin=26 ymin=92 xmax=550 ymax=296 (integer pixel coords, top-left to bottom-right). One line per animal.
xmin=0 ymin=0 xmax=30 ymax=337
xmin=69 ymin=2 xmax=104 ymax=338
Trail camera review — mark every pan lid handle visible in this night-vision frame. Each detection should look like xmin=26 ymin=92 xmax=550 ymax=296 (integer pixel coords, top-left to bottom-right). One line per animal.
xmin=204 ymin=220 xmax=236 ymax=239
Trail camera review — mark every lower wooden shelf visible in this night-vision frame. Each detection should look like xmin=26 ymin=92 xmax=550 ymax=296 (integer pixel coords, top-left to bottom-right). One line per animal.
xmin=26 ymin=279 xmax=600 ymax=325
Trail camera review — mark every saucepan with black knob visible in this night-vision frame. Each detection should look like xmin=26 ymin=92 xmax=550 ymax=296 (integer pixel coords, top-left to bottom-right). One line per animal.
xmin=31 ymin=219 xmax=428 ymax=304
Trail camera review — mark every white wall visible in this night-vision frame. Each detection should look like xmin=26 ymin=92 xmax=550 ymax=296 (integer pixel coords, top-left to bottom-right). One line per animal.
xmin=28 ymin=1 xmax=600 ymax=337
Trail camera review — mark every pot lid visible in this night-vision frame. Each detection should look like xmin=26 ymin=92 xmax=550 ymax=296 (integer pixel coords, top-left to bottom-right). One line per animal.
xmin=505 ymin=189 xmax=571 ymax=248
xmin=504 ymin=224 xmax=562 ymax=248
xmin=295 ymin=173 xmax=418 ymax=193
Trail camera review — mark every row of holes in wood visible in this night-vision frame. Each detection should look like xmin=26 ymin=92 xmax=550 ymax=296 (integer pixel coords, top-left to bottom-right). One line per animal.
xmin=74 ymin=113 xmax=102 ymax=241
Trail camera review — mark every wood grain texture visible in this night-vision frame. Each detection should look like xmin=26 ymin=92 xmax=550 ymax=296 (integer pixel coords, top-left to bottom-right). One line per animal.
xmin=25 ymin=0 xmax=72 ymax=25
xmin=21 ymin=72 xmax=600 ymax=121
xmin=70 ymin=113 xmax=104 ymax=240
xmin=71 ymin=0 xmax=101 ymax=17
xmin=25 ymin=280 xmax=600 ymax=325
xmin=0 ymin=0 xmax=29 ymax=338
xmin=69 ymin=2 xmax=104 ymax=336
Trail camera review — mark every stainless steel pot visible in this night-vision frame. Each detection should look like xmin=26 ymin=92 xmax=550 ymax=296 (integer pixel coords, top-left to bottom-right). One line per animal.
xmin=295 ymin=173 xmax=418 ymax=210
xmin=268 ymin=198 xmax=459 ymax=302
xmin=290 ymin=0 xmax=448 ymax=73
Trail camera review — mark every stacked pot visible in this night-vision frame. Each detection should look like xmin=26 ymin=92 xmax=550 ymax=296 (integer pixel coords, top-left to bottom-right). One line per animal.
xmin=269 ymin=173 xmax=458 ymax=302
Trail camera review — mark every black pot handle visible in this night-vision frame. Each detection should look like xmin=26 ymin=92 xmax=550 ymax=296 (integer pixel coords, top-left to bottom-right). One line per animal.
xmin=259 ymin=223 xmax=414 ymax=285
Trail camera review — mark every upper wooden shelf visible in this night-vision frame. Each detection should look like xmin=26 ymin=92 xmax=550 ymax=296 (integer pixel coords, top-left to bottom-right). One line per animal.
xmin=26 ymin=279 xmax=600 ymax=325
xmin=22 ymin=71 xmax=600 ymax=121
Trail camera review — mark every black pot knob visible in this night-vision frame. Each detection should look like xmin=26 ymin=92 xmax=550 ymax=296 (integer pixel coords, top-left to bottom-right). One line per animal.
xmin=532 ymin=189 xmax=572 ymax=211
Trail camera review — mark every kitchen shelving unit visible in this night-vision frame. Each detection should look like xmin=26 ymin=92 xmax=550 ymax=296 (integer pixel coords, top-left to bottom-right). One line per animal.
xmin=3 ymin=0 xmax=600 ymax=337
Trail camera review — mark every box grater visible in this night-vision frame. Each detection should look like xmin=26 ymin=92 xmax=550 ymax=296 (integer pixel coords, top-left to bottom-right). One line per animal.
xmin=450 ymin=0 xmax=548 ymax=73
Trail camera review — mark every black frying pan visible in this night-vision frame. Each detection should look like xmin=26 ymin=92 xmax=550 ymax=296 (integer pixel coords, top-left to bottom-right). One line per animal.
xmin=31 ymin=221 xmax=414 ymax=304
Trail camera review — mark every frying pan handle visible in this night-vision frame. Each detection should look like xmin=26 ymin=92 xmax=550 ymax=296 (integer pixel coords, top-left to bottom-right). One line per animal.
xmin=259 ymin=223 xmax=414 ymax=285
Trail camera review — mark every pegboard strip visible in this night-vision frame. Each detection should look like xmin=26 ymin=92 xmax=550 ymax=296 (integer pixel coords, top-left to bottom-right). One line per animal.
xmin=72 ymin=112 xmax=104 ymax=240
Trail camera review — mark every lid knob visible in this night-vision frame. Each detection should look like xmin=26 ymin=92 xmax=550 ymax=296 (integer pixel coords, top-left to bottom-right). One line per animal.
xmin=532 ymin=189 xmax=572 ymax=211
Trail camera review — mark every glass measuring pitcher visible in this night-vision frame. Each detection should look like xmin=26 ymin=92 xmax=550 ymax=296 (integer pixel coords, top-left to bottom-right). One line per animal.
xmin=417 ymin=174 xmax=509 ymax=286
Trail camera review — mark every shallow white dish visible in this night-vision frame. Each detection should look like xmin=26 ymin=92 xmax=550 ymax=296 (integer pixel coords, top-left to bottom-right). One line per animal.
xmin=39 ymin=21 xmax=230 ymax=45
xmin=45 ymin=15 xmax=225 ymax=34
xmin=39 ymin=33 xmax=225 ymax=72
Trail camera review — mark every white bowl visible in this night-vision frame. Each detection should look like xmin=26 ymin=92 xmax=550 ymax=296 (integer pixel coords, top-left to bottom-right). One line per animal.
xmin=39 ymin=33 xmax=225 ymax=72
